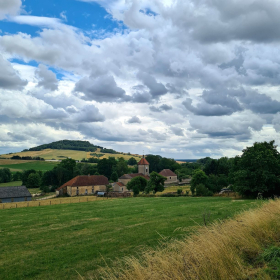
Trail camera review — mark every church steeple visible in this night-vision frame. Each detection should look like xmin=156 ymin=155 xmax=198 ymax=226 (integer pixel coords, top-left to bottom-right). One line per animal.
xmin=137 ymin=155 xmax=149 ymax=176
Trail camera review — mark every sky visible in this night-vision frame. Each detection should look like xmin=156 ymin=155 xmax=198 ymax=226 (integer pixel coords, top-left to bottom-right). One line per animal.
xmin=0 ymin=0 xmax=280 ymax=159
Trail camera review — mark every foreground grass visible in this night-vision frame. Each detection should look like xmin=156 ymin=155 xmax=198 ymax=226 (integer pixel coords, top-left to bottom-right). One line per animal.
xmin=99 ymin=199 xmax=280 ymax=280
xmin=0 ymin=197 xmax=259 ymax=279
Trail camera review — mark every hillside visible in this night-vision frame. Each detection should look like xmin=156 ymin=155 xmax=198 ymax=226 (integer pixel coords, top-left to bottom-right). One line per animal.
xmin=0 ymin=140 xmax=141 ymax=161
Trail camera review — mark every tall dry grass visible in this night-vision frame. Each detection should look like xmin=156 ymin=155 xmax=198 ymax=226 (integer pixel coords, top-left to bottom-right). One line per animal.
xmin=97 ymin=199 xmax=280 ymax=280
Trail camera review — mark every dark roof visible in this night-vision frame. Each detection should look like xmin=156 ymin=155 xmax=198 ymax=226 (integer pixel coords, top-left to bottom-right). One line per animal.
xmin=159 ymin=169 xmax=177 ymax=177
xmin=138 ymin=157 xmax=149 ymax=165
xmin=57 ymin=175 xmax=109 ymax=191
xmin=119 ymin=173 xmax=150 ymax=180
xmin=0 ymin=186 xmax=31 ymax=199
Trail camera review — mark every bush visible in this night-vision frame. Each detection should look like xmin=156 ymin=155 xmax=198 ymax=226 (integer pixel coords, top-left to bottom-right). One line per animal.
xmin=177 ymin=189 xmax=183 ymax=195
xmin=196 ymin=184 xmax=213 ymax=196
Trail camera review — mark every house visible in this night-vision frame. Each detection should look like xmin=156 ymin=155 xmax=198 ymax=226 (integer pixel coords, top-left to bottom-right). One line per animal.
xmin=159 ymin=169 xmax=178 ymax=184
xmin=112 ymin=182 xmax=128 ymax=192
xmin=118 ymin=173 xmax=150 ymax=186
xmin=56 ymin=175 xmax=109 ymax=197
xmin=0 ymin=186 xmax=32 ymax=203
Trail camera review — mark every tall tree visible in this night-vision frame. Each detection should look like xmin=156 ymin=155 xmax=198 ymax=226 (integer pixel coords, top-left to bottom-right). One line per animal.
xmin=147 ymin=172 xmax=166 ymax=193
xmin=126 ymin=176 xmax=148 ymax=195
xmin=233 ymin=141 xmax=280 ymax=197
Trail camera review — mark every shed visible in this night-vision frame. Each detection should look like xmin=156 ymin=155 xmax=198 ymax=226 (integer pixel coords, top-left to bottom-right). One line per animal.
xmin=0 ymin=186 xmax=32 ymax=203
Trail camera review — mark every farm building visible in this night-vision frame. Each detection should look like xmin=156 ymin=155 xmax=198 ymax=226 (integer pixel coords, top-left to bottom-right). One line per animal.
xmin=56 ymin=175 xmax=109 ymax=197
xmin=112 ymin=182 xmax=129 ymax=192
xmin=0 ymin=186 xmax=32 ymax=203
xmin=118 ymin=173 xmax=150 ymax=186
xmin=159 ymin=169 xmax=178 ymax=184
xmin=118 ymin=156 xmax=178 ymax=186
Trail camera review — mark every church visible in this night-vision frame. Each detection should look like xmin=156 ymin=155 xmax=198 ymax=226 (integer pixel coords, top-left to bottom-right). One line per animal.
xmin=114 ymin=156 xmax=178 ymax=192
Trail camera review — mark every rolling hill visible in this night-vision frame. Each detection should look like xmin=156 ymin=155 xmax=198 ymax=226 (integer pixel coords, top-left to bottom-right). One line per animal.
xmin=0 ymin=140 xmax=142 ymax=161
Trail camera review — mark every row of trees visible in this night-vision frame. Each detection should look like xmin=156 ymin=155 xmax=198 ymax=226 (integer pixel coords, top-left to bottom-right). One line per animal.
xmin=190 ymin=141 xmax=280 ymax=198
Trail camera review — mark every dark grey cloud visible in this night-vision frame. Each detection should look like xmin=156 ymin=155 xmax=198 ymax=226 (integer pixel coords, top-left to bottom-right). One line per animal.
xmin=75 ymin=74 xmax=129 ymax=102
xmin=183 ymin=98 xmax=236 ymax=116
xmin=0 ymin=55 xmax=27 ymax=89
xmin=36 ymin=64 xmax=58 ymax=91
xmin=150 ymin=104 xmax=173 ymax=113
xmin=7 ymin=132 xmax=30 ymax=141
xmin=137 ymin=72 xmax=167 ymax=98
xmin=127 ymin=116 xmax=141 ymax=124
xmin=240 ymin=91 xmax=280 ymax=114
xmin=170 ymin=126 xmax=184 ymax=136
xmin=72 ymin=104 xmax=105 ymax=123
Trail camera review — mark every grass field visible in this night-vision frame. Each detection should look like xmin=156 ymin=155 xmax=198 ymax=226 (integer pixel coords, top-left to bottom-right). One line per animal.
xmin=0 ymin=181 xmax=22 ymax=187
xmin=1 ymin=148 xmax=142 ymax=161
xmin=0 ymin=197 xmax=260 ymax=280
xmin=0 ymin=159 xmax=59 ymax=172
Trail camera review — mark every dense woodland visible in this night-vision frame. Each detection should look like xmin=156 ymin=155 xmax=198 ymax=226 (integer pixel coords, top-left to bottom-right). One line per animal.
xmin=1 ymin=141 xmax=280 ymax=198
xmin=24 ymin=140 xmax=103 ymax=152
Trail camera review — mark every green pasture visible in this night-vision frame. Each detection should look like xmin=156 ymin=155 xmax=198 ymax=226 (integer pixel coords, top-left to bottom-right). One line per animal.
xmin=0 ymin=181 xmax=22 ymax=187
xmin=0 ymin=197 xmax=261 ymax=280
xmin=0 ymin=161 xmax=58 ymax=172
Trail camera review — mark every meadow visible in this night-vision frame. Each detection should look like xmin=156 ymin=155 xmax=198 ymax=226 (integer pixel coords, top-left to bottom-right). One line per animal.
xmin=1 ymin=148 xmax=141 ymax=161
xmin=0 ymin=159 xmax=59 ymax=172
xmin=0 ymin=180 xmax=22 ymax=187
xmin=0 ymin=197 xmax=260 ymax=280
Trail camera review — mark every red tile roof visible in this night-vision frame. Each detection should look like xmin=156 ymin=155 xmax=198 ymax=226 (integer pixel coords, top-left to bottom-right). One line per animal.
xmin=138 ymin=157 xmax=149 ymax=165
xmin=116 ymin=182 xmax=125 ymax=187
xmin=159 ymin=169 xmax=177 ymax=177
xmin=57 ymin=175 xmax=109 ymax=191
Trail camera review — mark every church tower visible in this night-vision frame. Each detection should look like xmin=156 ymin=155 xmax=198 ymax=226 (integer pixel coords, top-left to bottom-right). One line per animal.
xmin=138 ymin=155 xmax=150 ymax=176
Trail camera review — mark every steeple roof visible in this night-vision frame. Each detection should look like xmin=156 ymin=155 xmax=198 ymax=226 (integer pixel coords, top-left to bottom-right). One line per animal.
xmin=137 ymin=156 xmax=149 ymax=165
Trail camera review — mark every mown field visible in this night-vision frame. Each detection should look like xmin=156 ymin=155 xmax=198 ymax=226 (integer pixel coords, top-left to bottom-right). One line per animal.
xmin=0 ymin=180 xmax=22 ymax=187
xmin=0 ymin=197 xmax=260 ymax=280
xmin=0 ymin=159 xmax=59 ymax=172
xmin=1 ymin=148 xmax=142 ymax=161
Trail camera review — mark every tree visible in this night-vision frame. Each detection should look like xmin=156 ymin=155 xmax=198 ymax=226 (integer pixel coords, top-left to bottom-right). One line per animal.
xmin=233 ymin=141 xmax=280 ymax=198
xmin=127 ymin=157 xmax=137 ymax=165
xmin=110 ymin=171 xmax=119 ymax=182
xmin=190 ymin=170 xmax=208 ymax=195
xmin=27 ymin=173 xmax=41 ymax=188
xmin=146 ymin=172 xmax=166 ymax=194
xmin=13 ymin=171 xmax=22 ymax=181
xmin=22 ymin=169 xmax=36 ymax=186
xmin=0 ymin=168 xmax=12 ymax=183
xmin=106 ymin=184 xmax=112 ymax=199
xmin=58 ymin=158 xmax=76 ymax=178
xmin=126 ymin=176 xmax=148 ymax=195
xmin=115 ymin=157 xmax=128 ymax=177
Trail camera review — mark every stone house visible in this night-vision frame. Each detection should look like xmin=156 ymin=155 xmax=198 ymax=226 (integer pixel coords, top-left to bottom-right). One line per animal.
xmin=112 ymin=182 xmax=128 ymax=192
xmin=56 ymin=175 xmax=109 ymax=197
xmin=159 ymin=169 xmax=178 ymax=184
xmin=0 ymin=186 xmax=32 ymax=203
xmin=118 ymin=173 xmax=150 ymax=186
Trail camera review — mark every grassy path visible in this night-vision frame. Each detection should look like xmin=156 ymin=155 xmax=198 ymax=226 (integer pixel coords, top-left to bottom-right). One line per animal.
xmin=0 ymin=197 xmax=260 ymax=279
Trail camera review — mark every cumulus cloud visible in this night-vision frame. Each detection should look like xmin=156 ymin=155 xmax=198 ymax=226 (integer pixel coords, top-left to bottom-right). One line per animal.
xmin=36 ymin=64 xmax=58 ymax=91
xmin=0 ymin=0 xmax=22 ymax=20
xmin=127 ymin=116 xmax=141 ymax=124
xmin=150 ymin=104 xmax=172 ymax=113
xmin=75 ymin=74 xmax=129 ymax=102
xmin=0 ymin=55 xmax=27 ymax=89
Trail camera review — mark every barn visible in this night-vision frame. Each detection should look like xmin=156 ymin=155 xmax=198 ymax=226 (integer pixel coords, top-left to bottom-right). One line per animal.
xmin=0 ymin=186 xmax=32 ymax=203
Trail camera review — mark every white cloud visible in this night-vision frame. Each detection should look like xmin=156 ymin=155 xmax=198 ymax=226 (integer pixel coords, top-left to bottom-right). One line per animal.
xmin=0 ymin=0 xmax=22 ymax=20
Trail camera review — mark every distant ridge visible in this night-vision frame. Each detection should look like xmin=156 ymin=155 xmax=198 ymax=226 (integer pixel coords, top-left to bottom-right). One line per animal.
xmin=25 ymin=140 xmax=103 ymax=152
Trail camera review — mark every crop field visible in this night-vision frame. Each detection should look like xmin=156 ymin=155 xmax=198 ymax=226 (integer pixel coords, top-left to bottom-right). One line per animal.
xmin=1 ymin=148 xmax=142 ymax=161
xmin=0 ymin=159 xmax=59 ymax=172
xmin=0 ymin=197 xmax=260 ymax=280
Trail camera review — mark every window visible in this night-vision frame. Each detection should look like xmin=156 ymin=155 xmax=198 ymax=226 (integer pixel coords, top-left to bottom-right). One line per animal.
xmin=122 ymin=188 xmax=123 ymax=191
xmin=11 ymin=198 xmax=14 ymax=202
xmin=146 ymin=167 xmax=148 ymax=172
xmin=25 ymin=197 xmax=27 ymax=201
xmin=76 ymin=189 xmax=79 ymax=195
xmin=92 ymin=188 xmax=94 ymax=194
xmin=170 ymin=177 xmax=171 ymax=179
xmin=85 ymin=189 xmax=88 ymax=195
